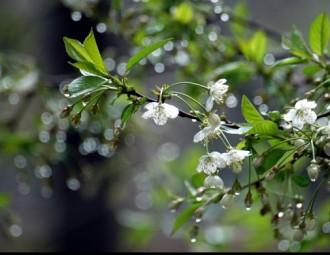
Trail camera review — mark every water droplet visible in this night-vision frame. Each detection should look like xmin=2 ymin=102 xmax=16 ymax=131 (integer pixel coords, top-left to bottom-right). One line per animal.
xmin=278 ymin=211 xmax=284 ymax=218
xmin=9 ymin=224 xmax=23 ymax=237
xmin=164 ymin=41 xmax=174 ymax=51
xmin=154 ymin=62 xmax=165 ymax=73
xmin=253 ymin=96 xmax=263 ymax=105
xmin=66 ymin=178 xmax=81 ymax=191
xmin=322 ymin=221 xmax=330 ymax=233
xmin=264 ymin=53 xmax=275 ymax=65
xmin=214 ymin=5 xmax=222 ymax=14
xmin=104 ymin=58 xmax=116 ymax=71
xmin=220 ymin=13 xmax=229 ymax=22
xmin=96 ymin=22 xmax=107 ymax=33
xmin=71 ymin=11 xmax=82 ymax=21
xmin=116 ymin=62 xmax=127 ymax=76
xmin=296 ymin=203 xmax=303 ymax=209
xmin=39 ymin=130 xmax=50 ymax=143
xmin=278 ymin=240 xmax=290 ymax=251
xmin=14 ymin=155 xmax=27 ymax=169
xmin=8 ymin=93 xmax=20 ymax=105
xmin=208 ymin=31 xmax=218 ymax=42
xmin=225 ymin=94 xmax=238 ymax=108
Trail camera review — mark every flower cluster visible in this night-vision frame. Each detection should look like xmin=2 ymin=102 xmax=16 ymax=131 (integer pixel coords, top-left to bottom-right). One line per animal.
xmin=283 ymin=99 xmax=317 ymax=129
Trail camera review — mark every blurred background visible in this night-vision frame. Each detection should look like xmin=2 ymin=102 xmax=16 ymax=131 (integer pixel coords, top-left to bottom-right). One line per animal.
xmin=0 ymin=0 xmax=330 ymax=252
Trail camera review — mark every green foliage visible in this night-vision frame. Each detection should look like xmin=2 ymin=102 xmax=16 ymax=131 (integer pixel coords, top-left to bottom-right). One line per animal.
xmin=308 ymin=12 xmax=330 ymax=56
xmin=126 ymin=38 xmax=172 ymax=74
xmin=230 ymin=2 xmax=249 ymax=38
xmin=0 ymin=193 xmax=10 ymax=208
xmin=241 ymin=95 xmax=264 ymax=124
xmin=171 ymin=203 xmax=202 ymax=235
xmin=66 ymin=75 xmax=107 ymax=98
xmin=63 ymin=30 xmax=107 ymax=76
xmin=292 ymin=174 xmax=310 ymax=187
xmin=121 ymin=103 xmax=140 ymax=127
xmin=239 ymin=31 xmax=267 ymax=64
xmin=172 ymin=2 xmax=194 ymax=24
xmin=273 ymin=56 xmax=307 ymax=67
xmin=282 ymin=26 xmax=311 ymax=59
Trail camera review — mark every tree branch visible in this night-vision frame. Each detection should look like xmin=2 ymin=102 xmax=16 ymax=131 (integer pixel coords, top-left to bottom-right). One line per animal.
xmin=317 ymin=110 xmax=330 ymax=119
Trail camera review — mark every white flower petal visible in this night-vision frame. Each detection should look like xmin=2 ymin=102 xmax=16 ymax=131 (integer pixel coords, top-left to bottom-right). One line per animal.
xmin=193 ymin=126 xmax=213 ymax=143
xmin=205 ymin=96 xmax=214 ymax=112
xmin=144 ymin=102 xmax=158 ymax=110
xmin=163 ymin=103 xmax=179 ymax=119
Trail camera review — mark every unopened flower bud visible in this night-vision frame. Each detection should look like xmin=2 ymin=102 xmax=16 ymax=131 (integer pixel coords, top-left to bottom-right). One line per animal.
xmin=219 ymin=193 xmax=235 ymax=209
xmin=168 ymin=197 xmax=184 ymax=212
xmin=265 ymin=170 xmax=276 ymax=181
xmin=253 ymin=156 xmax=263 ymax=169
xmin=307 ymin=161 xmax=320 ymax=182
xmin=71 ymin=113 xmax=81 ymax=126
xmin=204 ymin=175 xmax=224 ymax=190
xmin=189 ymin=224 xmax=199 ymax=243
xmin=208 ymin=113 xmax=221 ymax=127
xmin=60 ymin=106 xmax=72 ymax=118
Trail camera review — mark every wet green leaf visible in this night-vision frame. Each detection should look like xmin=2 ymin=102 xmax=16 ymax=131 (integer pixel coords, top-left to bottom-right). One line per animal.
xmin=308 ymin=12 xmax=330 ymax=55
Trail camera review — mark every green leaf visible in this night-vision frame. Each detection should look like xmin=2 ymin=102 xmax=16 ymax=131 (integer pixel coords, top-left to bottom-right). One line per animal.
xmin=249 ymin=31 xmax=268 ymax=64
xmin=256 ymin=149 xmax=285 ymax=174
xmin=67 ymin=76 xmax=107 ymax=98
xmin=63 ymin=37 xmax=93 ymax=63
xmin=230 ymin=2 xmax=249 ymax=38
xmin=83 ymin=29 xmax=107 ymax=73
xmin=121 ymin=103 xmax=138 ymax=126
xmin=70 ymin=61 xmax=108 ymax=77
xmin=292 ymin=175 xmax=310 ymax=187
xmin=273 ymin=57 xmax=306 ymax=67
xmin=191 ymin=173 xmax=206 ymax=188
xmin=282 ymin=27 xmax=311 ymax=59
xmin=0 ymin=193 xmax=10 ymax=207
xmin=172 ymin=2 xmax=193 ymax=24
xmin=241 ymin=95 xmax=264 ymax=124
xmin=171 ymin=203 xmax=202 ymax=235
xmin=126 ymin=39 xmax=171 ymax=74
xmin=250 ymin=120 xmax=280 ymax=136
xmin=308 ymin=12 xmax=330 ymax=55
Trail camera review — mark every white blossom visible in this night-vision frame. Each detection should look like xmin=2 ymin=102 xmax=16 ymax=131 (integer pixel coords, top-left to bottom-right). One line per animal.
xmin=142 ymin=102 xmax=179 ymax=126
xmin=197 ymin=151 xmax=227 ymax=175
xmin=206 ymin=79 xmax=229 ymax=112
xmin=204 ymin=175 xmax=224 ymax=189
xmin=283 ymin=99 xmax=317 ymax=129
xmin=223 ymin=149 xmax=251 ymax=173
xmin=193 ymin=113 xmax=222 ymax=143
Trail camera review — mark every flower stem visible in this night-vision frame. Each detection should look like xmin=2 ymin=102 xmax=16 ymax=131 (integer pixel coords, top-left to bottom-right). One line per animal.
xmin=171 ymin=91 xmax=207 ymax=112
xmin=168 ymin=81 xmax=209 ymax=90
